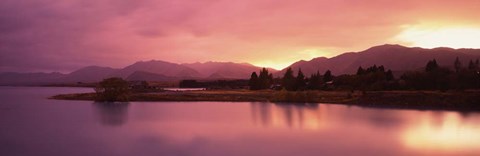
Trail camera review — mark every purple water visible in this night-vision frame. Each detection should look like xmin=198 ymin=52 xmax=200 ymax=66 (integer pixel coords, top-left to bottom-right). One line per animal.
xmin=1 ymin=87 xmax=480 ymax=156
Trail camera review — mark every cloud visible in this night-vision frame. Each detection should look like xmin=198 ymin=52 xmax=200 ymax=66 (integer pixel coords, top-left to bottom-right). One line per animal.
xmin=1 ymin=0 xmax=480 ymax=72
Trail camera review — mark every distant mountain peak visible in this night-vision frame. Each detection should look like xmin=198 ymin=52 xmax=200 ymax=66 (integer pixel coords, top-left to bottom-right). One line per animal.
xmin=309 ymin=57 xmax=328 ymax=61
xmin=366 ymin=44 xmax=407 ymax=51
xmin=126 ymin=71 xmax=173 ymax=81
xmin=73 ymin=65 xmax=114 ymax=72
xmin=432 ymin=47 xmax=455 ymax=51
xmin=185 ymin=61 xmax=252 ymax=66
xmin=135 ymin=59 xmax=171 ymax=64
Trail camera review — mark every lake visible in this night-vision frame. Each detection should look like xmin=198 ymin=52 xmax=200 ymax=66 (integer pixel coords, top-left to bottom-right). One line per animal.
xmin=1 ymin=87 xmax=480 ymax=156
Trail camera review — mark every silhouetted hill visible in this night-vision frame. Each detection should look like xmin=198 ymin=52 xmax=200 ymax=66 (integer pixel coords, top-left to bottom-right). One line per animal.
xmin=126 ymin=71 xmax=174 ymax=81
xmin=277 ymin=44 xmax=480 ymax=76
xmin=61 ymin=66 xmax=118 ymax=83
xmin=109 ymin=60 xmax=202 ymax=78
xmin=206 ymin=72 xmax=227 ymax=79
xmin=183 ymin=61 xmax=278 ymax=79
xmin=0 ymin=60 xmax=274 ymax=85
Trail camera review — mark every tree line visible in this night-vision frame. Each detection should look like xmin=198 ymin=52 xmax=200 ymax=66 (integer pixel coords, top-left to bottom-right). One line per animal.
xmin=249 ymin=58 xmax=480 ymax=91
xmin=248 ymin=67 xmax=336 ymax=91
xmin=400 ymin=57 xmax=480 ymax=90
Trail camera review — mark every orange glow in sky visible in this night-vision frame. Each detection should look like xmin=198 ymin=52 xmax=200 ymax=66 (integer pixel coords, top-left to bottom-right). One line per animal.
xmin=251 ymin=48 xmax=334 ymax=70
xmin=2 ymin=0 xmax=480 ymax=72
xmin=395 ymin=25 xmax=480 ymax=49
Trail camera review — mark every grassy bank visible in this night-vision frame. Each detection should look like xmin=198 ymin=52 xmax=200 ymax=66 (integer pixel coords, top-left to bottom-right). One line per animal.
xmin=51 ymin=89 xmax=480 ymax=111
xmin=51 ymin=90 xmax=358 ymax=103
xmin=354 ymin=90 xmax=480 ymax=110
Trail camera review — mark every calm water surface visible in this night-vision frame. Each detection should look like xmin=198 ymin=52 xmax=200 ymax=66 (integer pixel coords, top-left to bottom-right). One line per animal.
xmin=1 ymin=87 xmax=480 ymax=156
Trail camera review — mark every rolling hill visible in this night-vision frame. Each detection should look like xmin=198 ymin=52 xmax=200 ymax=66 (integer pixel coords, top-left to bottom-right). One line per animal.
xmin=125 ymin=71 xmax=174 ymax=81
xmin=276 ymin=44 xmax=480 ymax=77
xmin=183 ymin=61 xmax=277 ymax=79
xmin=60 ymin=66 xmax=118 ymax=83
xmin=108 ymin=60 xmax=202 ymax=79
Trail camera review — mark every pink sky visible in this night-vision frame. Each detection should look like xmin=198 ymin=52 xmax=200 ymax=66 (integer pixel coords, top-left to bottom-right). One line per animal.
xmin=1 ymin=0 xmax=480 ymax=72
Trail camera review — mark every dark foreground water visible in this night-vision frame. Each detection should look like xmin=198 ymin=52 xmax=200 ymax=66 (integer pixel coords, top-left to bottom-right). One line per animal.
xmin=1 ymin=87 xmax=480 ymax=156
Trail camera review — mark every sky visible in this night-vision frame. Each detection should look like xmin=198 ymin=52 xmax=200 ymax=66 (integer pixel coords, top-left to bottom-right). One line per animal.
xmin=1 ymin=0 xmax=480 ymax=73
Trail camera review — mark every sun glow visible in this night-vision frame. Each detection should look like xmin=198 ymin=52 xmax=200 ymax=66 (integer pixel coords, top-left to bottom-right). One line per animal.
xmin=252 ymin=61 xmax=292 ymax=71
xmin=252 ymin=48 xmax=333 ymax=70
xmin=395 ymin=26 xmax=480 ymax=49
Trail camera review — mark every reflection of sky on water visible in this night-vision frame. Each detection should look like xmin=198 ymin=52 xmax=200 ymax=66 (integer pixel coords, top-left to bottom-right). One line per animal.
xmin=248 ymin=103 xmax=480 ymax=154
xmin=2 ymin=87 xmax=480 ymax=156
xmin=120 ymin=102 xmax=480 ymax=155
xmin=402 ymin=112 xmax=480 ymax=154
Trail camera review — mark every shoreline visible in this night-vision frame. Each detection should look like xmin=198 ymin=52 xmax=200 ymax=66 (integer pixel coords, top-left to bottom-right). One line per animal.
xmin=50 ymin=90 xmax=480 ymax=111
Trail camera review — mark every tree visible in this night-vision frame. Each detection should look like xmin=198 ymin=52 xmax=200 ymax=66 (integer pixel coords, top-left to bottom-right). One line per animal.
xmin=468 ymin=60 xmax=476 ymax=70
xmin=295 ymin=69 xmax=306 ymax=90
xmin=454 ymin=57 xmax=462 ymax=72
xmin=426 ymin=59 xmax=438 ymax=72
xmin=282 ymin=68 xmax=296 ymax=91
xmin=95 ymin=77 xmax=130 ymax=102
xmin=367 ymin=65 xmax=378 ymax=73
xmin=268 ymin=73 xmax=274 ymax=86
xmin=258 ymin=68 xmax=272 ymax=89
xmin=468 ymin=59 xmax=479 ymax=70
xmin=386 ymin=70 xmax=394 ymax=81
xmin=323 ymin=70 xmax=333 ymax=82
xmin=378 ymin=65 xmax=385 ymax=72
xmin=356 ymin=66 xmax=365 ymax=75
xmin=308 ymin=71 xmax=321 ymax=90
xmin=248 ymin=72 xmax=259 ymax=90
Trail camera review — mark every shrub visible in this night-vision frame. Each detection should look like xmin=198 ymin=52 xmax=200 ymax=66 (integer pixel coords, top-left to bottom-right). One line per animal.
xmin=95 ymin=77 xmax=130 ymax=102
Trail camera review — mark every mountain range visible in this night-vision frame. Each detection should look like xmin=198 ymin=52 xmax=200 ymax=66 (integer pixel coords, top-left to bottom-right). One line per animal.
xmin=0 ymin=60 xmax=274 ymax=85
xmin=277 ymin=44 xmax=480 ymax=76
xmin=1 ymin=44 xmax=479 ymax=85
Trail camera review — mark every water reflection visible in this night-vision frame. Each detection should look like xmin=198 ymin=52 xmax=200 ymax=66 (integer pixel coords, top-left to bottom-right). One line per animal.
xmin=250 ymin=102 xmax=480 ymax=154
xmin=365 ymin=111 xmax=404 ymax=129
xmin=93 ymin=102 xmax=130 ymax=126
xmin=250 ymin=103 xmax=326 ymax=130
xmin=402 ymin=112 xmax=480 ymax=153
xmin=5 ymin=86 xmax=480 ymax=156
